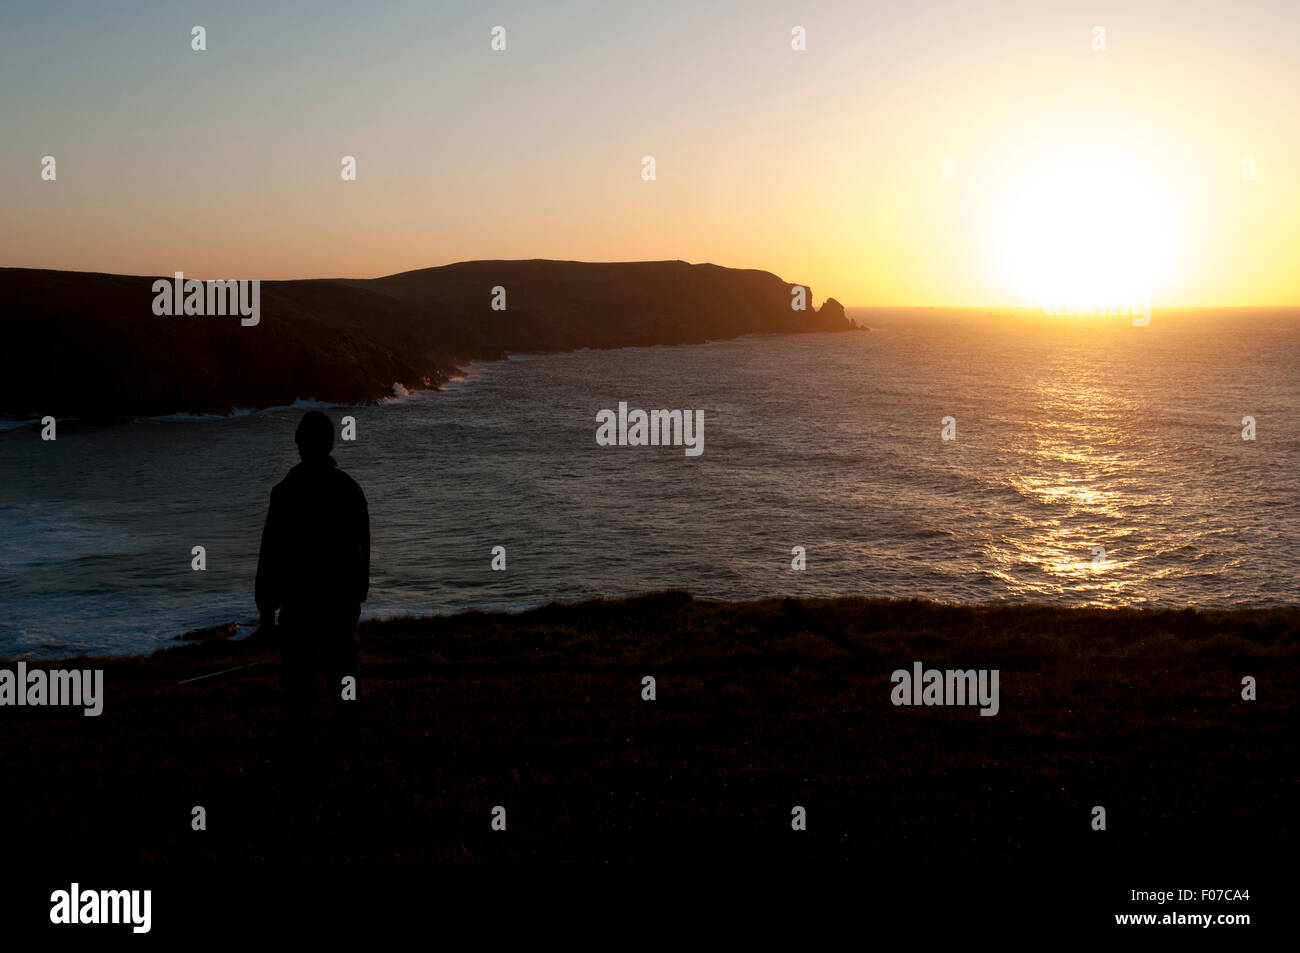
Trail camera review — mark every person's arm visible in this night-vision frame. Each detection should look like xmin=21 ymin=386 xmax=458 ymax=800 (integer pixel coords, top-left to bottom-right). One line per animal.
xmin=356 ymin=486 xmax=370 ymax=605
xmin=254 ymin=486 xmax=283 ymax=626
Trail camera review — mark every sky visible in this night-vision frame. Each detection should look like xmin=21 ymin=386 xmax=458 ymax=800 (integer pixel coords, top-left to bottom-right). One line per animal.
xmin=2 ymin=0 xmax=1298 ymax=306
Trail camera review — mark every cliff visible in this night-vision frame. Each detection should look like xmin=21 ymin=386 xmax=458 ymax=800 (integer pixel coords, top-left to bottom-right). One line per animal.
xmin=0 ymin=260 xmax=852 ymax=418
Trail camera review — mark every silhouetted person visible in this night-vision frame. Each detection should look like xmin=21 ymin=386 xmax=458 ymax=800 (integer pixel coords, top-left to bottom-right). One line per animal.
xmin=255 ymin=411 xmax=369 ymax=762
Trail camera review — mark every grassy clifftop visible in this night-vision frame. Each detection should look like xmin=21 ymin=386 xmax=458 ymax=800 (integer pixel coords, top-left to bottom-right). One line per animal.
xmin=1 ymin=591 xmax=1292 ymax=866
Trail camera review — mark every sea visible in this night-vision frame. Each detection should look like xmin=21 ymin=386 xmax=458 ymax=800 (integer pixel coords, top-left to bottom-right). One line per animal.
xmin=2 ymin=308 xmax=1298 ymax=657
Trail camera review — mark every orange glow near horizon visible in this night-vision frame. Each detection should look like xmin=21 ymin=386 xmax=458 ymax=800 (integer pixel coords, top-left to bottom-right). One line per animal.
xmin=2 ymin=2 xmax=1297 ymax=307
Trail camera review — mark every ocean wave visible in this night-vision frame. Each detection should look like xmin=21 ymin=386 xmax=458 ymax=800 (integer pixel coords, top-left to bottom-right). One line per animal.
xmin=148 ymin=396 xmax=350 ymax=423
xmin=0 ymin=418 xmax=41 ymax=433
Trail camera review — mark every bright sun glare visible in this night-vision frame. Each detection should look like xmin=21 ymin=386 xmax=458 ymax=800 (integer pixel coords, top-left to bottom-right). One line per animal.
xmin=991 ymin=144 xmax=1179 ymax=313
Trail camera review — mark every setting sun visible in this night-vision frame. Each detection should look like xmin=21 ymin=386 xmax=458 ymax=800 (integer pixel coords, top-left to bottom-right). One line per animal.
xmin=989 ymin=142 xmax=1180 ymax=313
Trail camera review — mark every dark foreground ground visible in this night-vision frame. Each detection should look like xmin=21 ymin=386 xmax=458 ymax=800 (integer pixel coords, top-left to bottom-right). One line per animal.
xmin=2 ymin=592 xmax=1293 ymax=930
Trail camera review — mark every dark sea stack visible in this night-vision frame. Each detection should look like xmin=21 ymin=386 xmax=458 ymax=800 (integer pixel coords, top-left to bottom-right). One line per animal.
xmin=0 ymin=260 xmax=854 ymax=419
xmin=816 ymin=296 xmax=849 ymax=328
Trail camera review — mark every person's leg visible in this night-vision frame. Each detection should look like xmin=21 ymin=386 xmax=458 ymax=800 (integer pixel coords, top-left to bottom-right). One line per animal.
xmin=312 ymin=611 xmax=360 ymax=853
xmin=324 ymin=609 xmax=362 ymax=763
xmin=279 ymin=621 xmax=321 ymax=771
